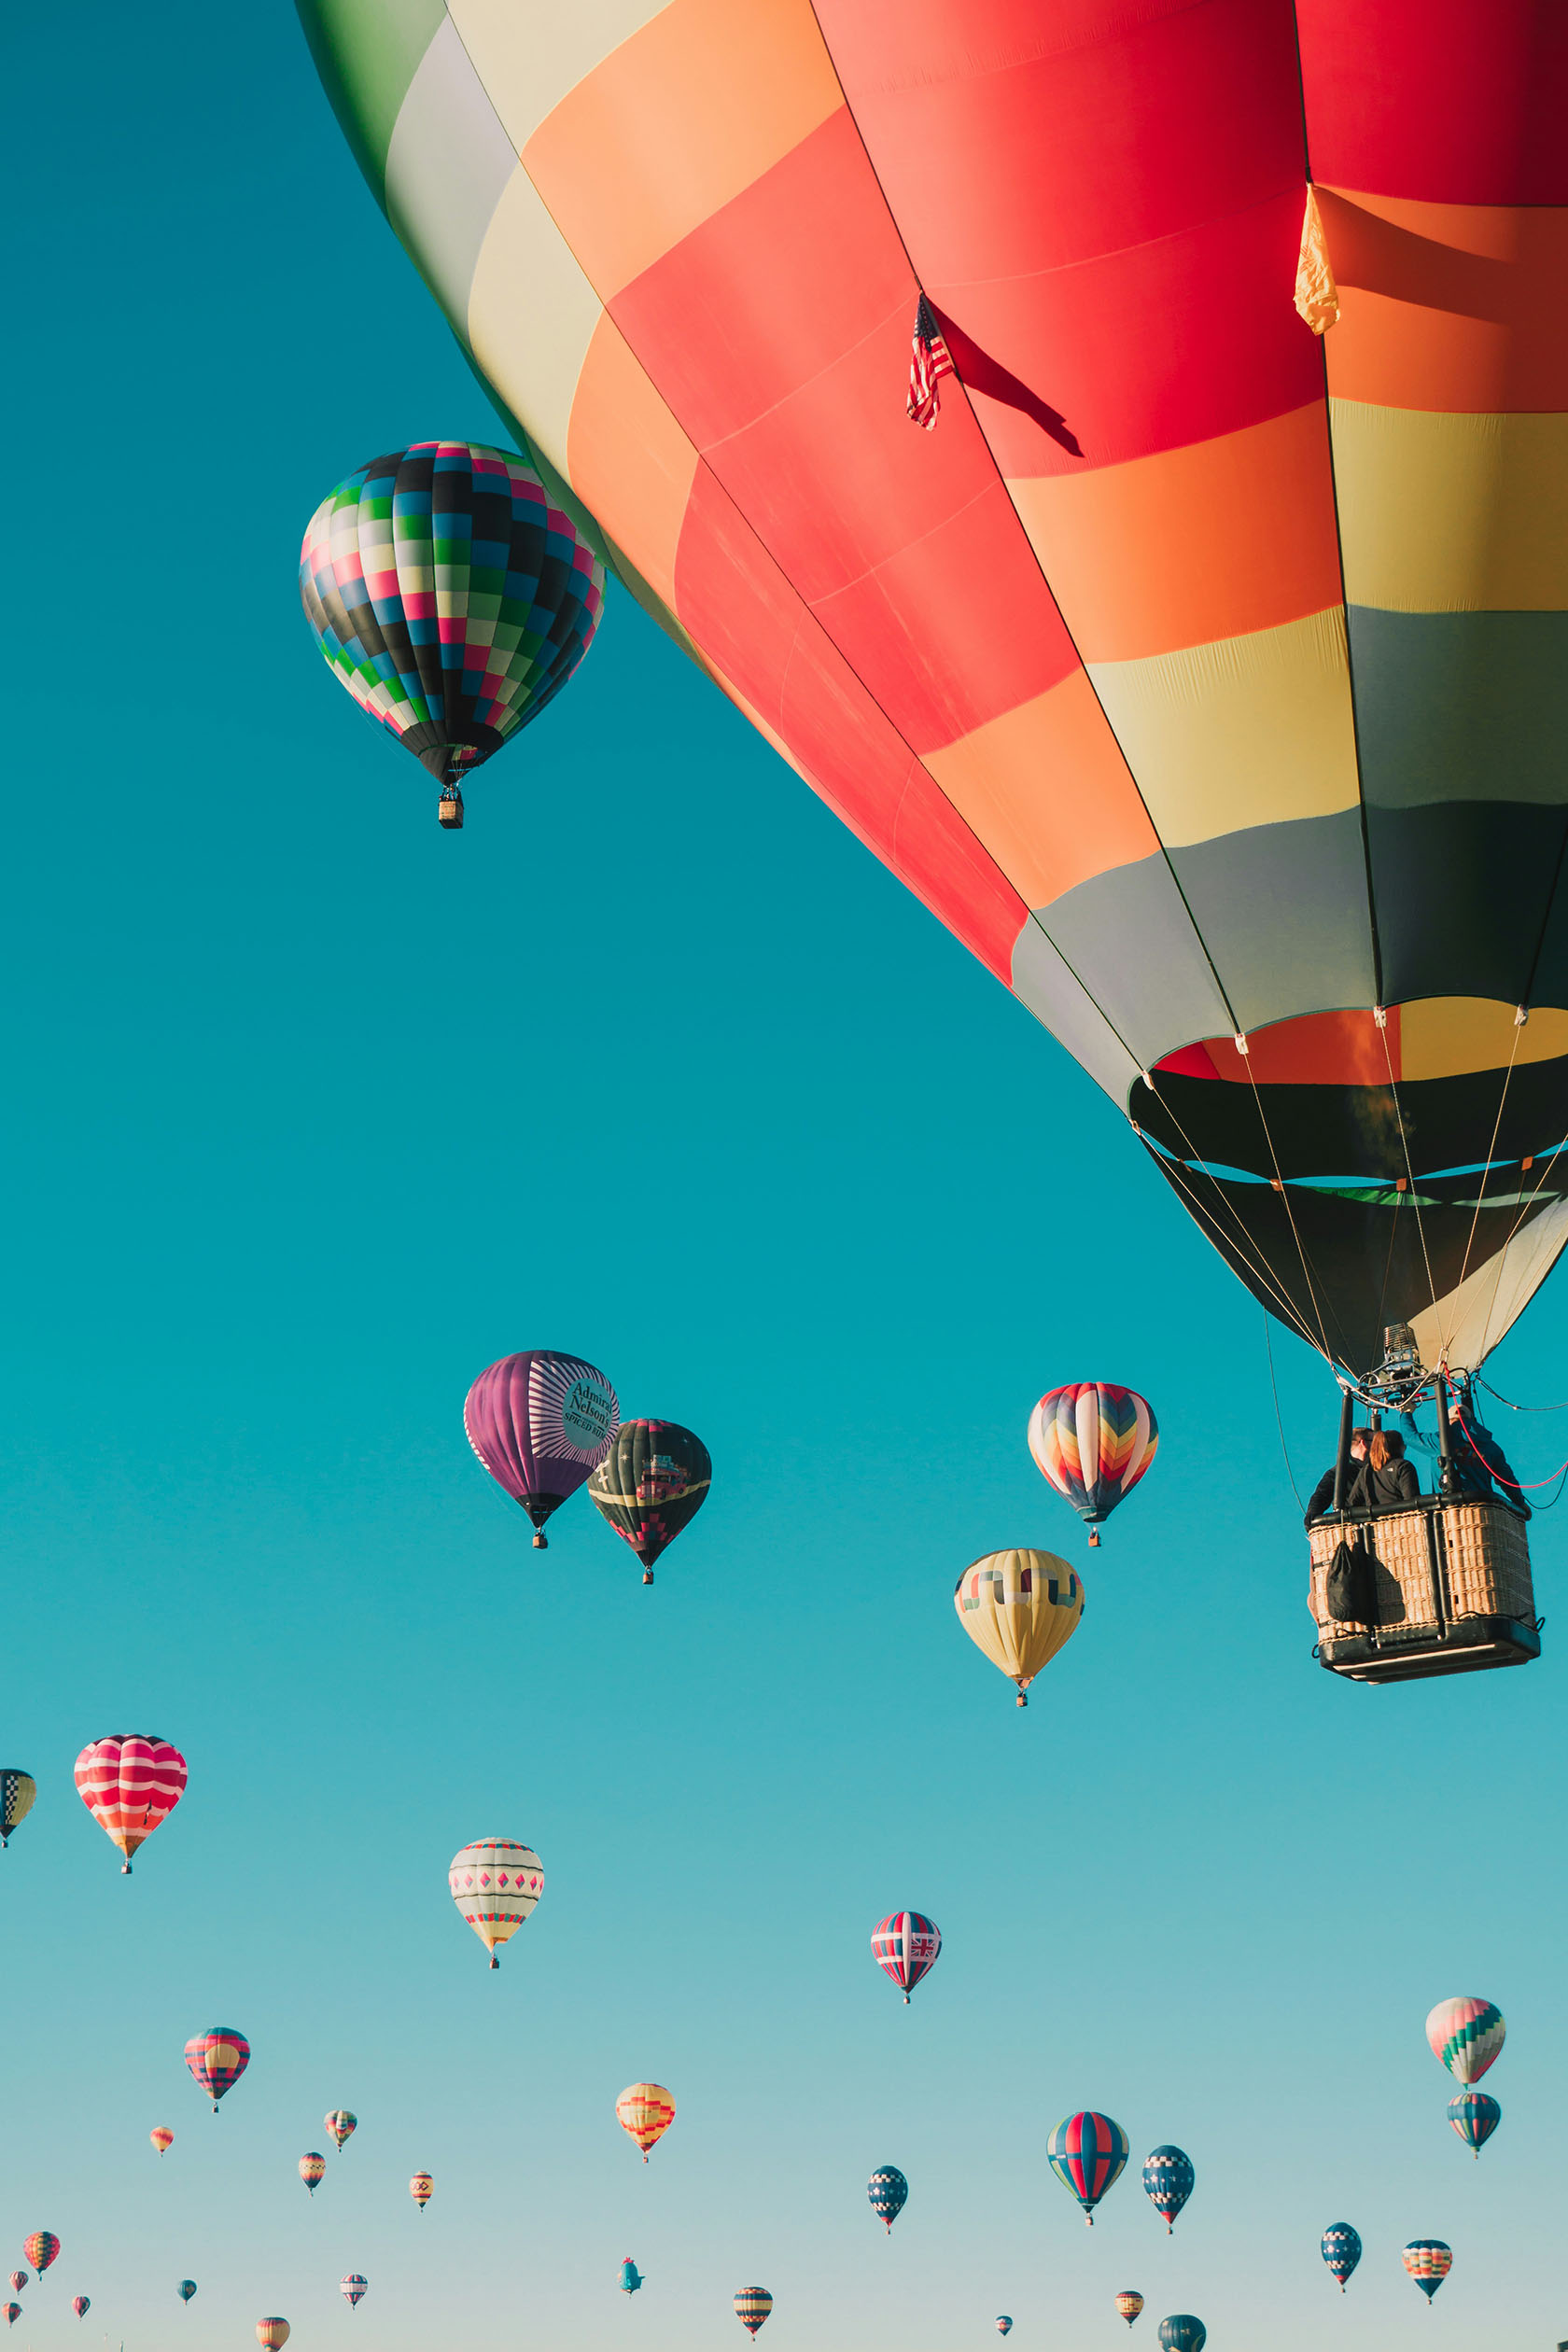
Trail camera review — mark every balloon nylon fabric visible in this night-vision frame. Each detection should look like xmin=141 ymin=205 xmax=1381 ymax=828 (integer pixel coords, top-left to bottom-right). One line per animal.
xmin=734 ymin=2289 xmax=773 ymax=2334
xmin=298 ymin=0 xmax=1568 ymax=1382
xmin=183 ymin=2029 xmax=250 ymax=2109
xmin=74 ymin=1736 xmax=187 ymax=1863
xmin=615 ymin=2084 xmax=676 ymax=2160
xmin=587 ymin=1420 xmax=711 ymax=1569
xmin=1426 ymin=1995 xmax=1505 ymax=2082
xmin=1048 ymin=2111 xmax=1129 ymax=2221
xmin=870 ymin=1911 xmax=941 ymax=1997
xmin=1321 ymin=2224 xmax=1361 ymax=2289
xmin=867 ymin=2165 xmax=907 ymax=2230
xmin=464 ymin=1351 xmax=620 ymax=1534
xmin=448 ymin=1837 xmax=543 ymax=1961
xmin=1029 ymin=1387 xmax=1157 ymax=1530
xmin=953 ymin=1549 xmax=1082 ymax=1699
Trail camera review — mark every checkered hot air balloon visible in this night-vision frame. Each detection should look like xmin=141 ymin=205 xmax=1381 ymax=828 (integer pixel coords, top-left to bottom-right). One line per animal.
xmin=149 ymin=2128 xmax=174 ymax=2156
xmin=184 ymin=2029 xmax=249 ymax=2112
xmin=867 ymin=2165 xmax=908 ymax=2233
xmin=1114 ymin=2293 xmax=1145 ymax=2327
xmin=465 ymin=1351 xmax=620 ymax=1547
xmin=326 ymin=2109 xmax=357 ymax=2151
xmin=954 ymin=1550 xmax=1083 ymax=1706
xmin=616 ymin=2084 xmax=676 ymax=2162
xmin=1141 ymin=2146 xmax=1194 ymax=2234
xmin=299 ymin=2153 xmax=326 ymax=2195
xmin=1028 ymin=1385 xmax=1158 ymax=1546
xmin=1321 ymin=2224 xmax=1362 ymax=2292
xmin=22 ymin=2237 xmax=59 ymax=2279
xmin=0 ymin=1770 xmax=35 ymax=1849
xmin=871 ymin=1911 xmax=942 ymax=2002
xmin=70 ymin=2299 xmax=89 ymax=2321
xmin=299 ymin=442 xmax=606 ymax=828
xmin=410 ymin=2174 xmax=433 ymax=2211
xmin=74 ymin=1736 xmax=187 ymax=1872
xmin=1403 ymin=2241 xmax=1451 ymax=2301
xmin=1426 ymin=1995 xmax=1505 ymax=2083
xmin=340 ymin=2277 xmax=367 ymax=2310
xmin=256 ymin=2320 xmax=290 ymax=2349
xmin=1156 ymin=2321 xmax=1205 ymax=2352
xmin=1448 ymin=2090 xmax=1501 ymax=2156
xmin=449 ymin=1837 xmax=544 ymax=1967
xmin=1048 ymin=2112 xmax=1129 ymax=2225
xmin=734 ymin=2289 xmax=772 ymax=2335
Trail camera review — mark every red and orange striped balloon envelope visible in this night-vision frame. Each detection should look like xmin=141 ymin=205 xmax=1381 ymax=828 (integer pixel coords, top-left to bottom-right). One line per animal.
xmin=616 ymin=2085 xmax=676 ymax=2162
xmin=21 ymin=2239 xmax=58 ymax=2279
xmin=74 ymin=1735 xmax=187 ymax=1872
xmin=184 ymin=2029 xmax=249 ymax=2112
xmin=1029 ymin=1386 xmax=1157 ymax=1544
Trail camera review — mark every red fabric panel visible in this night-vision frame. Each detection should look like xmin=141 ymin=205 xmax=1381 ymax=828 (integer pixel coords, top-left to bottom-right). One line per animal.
xmin=1298 ymin=1 xmax=1568 ymax=204
xmin=672 ymin=462 xmax=1028 ymax=979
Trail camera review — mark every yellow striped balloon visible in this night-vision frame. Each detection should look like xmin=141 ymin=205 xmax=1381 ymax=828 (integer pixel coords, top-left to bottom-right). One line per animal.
xmin=1114 ymin=2292 xmax=1145 ymax=2327
xmin=256 ymin=2323 xmax=289 ymax=2351
xmin=735 ymin=2289 xmax=773 ymax=2337
xmin=616 ymin=2084 xmax=676 ymax=2162
xmin=149 ymin=2128 xmax=174 ymax=2156
xmin=954 ymin=1550 xmax=1084 ymax=1705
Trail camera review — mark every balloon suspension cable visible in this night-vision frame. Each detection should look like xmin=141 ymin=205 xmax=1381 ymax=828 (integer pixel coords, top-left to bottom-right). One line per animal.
xmin=1450 ymin=1395 xmax=1568 ymax=1504
xmin=1262 ymin=1310 xmax=1307 ymax=1511
xmin=1480 ymin=1377 xmax=1568 ymax=1412
xmin=1235 ymin=1044 xmax=1339 ymax=1364
xmin=1375 ymin=1013 xmax=1445 ymax=1351
xmin=1453 ymin=1011 xmax=1527 ymax=1299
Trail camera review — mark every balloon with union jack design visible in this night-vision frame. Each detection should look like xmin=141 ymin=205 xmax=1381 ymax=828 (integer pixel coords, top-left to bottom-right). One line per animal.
xmin=184 ymin=2029 xmax=249 ymax=2112
xmin=1142 ymin=2146 xmax=1194 ymax=2233
xmin=449 ymin=1838 xmax=543 ymax=1968
xmin=1028 ymin=1384 xmax=1158 ymax=1546
xmin=1447 ymin=2091 xmax=1501 ymax=2156
xmin=1114 ymin=2293 xmax=1145 ymax=2327
xmin=1426 ymin=1995 xmax=1505 ymax=2084
xmin=74 ymin=1736 xmax=187 ymax=1872
xmin=734 ymin=2289 xmax=772 ymax=2335
xmin=1403 ymin=2241 xmax=1451 ymax=2301
xmin=1321 ymin=2224 xmax=1361 ymax=2291
xmin=1048 ymin=2112 xmax=1129 ymax=2225
xmin=871 ymin=1911 xmax=942 ymax=2003
xmin=867 ymin=2164 xmax=908 ymax=2232
xmin=465 ymin=1351 xmax=620 ymax=1548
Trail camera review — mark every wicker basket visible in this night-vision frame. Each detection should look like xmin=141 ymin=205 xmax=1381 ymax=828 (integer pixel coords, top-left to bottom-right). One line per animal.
xmin=1309 ymin=1509 xmax=1437 ymax=1639
xmin=1440 ymin=1499 xmax=1535 ymax=1623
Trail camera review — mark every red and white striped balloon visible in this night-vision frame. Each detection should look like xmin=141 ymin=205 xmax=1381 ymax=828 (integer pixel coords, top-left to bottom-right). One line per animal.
xmin=74 ymin=1736 xmax=187 ymax=1872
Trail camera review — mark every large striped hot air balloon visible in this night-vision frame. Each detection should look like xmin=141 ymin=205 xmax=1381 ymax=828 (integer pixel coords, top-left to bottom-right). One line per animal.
xmin=449 ymin=1837 xmax=544 ymax=1968
xmin=1114 ymin=2294 xmax=1145 ymax=2328
xmin=184 ymin=2028 xmax=250 ymax=2112
xmin=1448 ymin=2091 xmax=1501 ymax=2156
xmin=1403 ymin=2241 xmax=1452 ymax=2302
xmin=1321 ymin=2224 xmax=1362 ymax=2292
xmin=867 ymin=2165 xmax=908 ymax=2233
xmin=22 ymin=2238 xmax=59 ymax=2280
xmin=299 ymin=443 xmax=605 ymax=828
xmin=871 ymin=1911 xmax=942 ymax=2002
xmin=0 ymin=1771 xmax=35 ymax=1849
xmin=465 ymin=1351 xmax=620 ymax=1548
xmin=953 ymin=1550 xmax=1083 ymax=1706
xmin=734 ymin=2289 xmax=773 ymax=2336
xmin=299 ymin=2153 xmax=326 ymax=2195
xmin=1142 ymin=2147 xmax=1195 ymax=2234
xmin=588 ymin=1421 xmax=712 ymax=1584
xmin=1426 ymin=1995 xmax=1505 ymax=2083
xmin=74 ymin=1736 xmax=187 ymax=1872
xmin=1048 ymin=2113 xmax=1129 ymax=2225
xmin=326 ymin=2110 xmax=357 ymax=2151
xmin=616 ymin=2085 xmax=676 ymax=2163
xmin=1029 ymin=1386 xmax=1158 ymax=1547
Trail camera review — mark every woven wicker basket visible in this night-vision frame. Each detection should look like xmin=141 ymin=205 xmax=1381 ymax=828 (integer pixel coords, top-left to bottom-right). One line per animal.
xmin=1441 ymin=1500 xmax=1535 ymax=1623
xmin=1309 ymin=1508 xmax=1438 ymax=1639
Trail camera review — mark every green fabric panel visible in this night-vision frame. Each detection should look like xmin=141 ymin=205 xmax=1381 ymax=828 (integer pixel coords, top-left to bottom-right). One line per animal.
xmin=1350 ymin=606 xmax=1568 ymax=811
xmin=293 ymin=0 xmax=446 ymax=205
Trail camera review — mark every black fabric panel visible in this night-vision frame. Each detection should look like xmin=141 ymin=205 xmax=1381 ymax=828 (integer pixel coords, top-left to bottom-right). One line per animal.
xmin=1365 ymin=800 xmax=1568 ymax=1007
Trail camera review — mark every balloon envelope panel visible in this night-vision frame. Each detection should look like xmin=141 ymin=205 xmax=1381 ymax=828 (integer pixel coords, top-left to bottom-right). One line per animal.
xmin=589 ymin=1421 xmax=711 ymax=1568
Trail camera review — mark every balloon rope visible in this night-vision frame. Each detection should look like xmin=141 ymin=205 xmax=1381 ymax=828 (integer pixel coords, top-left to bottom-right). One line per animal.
xmin=1450 ymin=1398 xmax=1568 ymax=1502
xmin=1479 ymin=1379 xmax=1568 ymax=1413
xmin=1143 ymin=1142 xmax=1323 ymax=1358
xmin=1454 ymin=1017 xmax=1524 ymax=1299
xmin=1474 ymin=1130 xmax=1568 ymax=1365
xmin=1236 ymin=1057 xmax=1337 ymax=1364
xmin=1262 ymin=1310 xmax=1306 ymax=1510
xmin=1376 ymin=1020 xmax=1443 ymax=1348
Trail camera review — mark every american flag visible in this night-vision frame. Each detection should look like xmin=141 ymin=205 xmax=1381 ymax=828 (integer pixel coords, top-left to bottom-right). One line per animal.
xmin=906 ymin=293 xmax=956 ymax=429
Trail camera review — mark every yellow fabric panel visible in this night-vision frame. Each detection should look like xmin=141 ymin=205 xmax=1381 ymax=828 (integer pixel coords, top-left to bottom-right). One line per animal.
xmin=1085 ymin=607 xmax=1358 ymax=851
xmin=1411 ymin=1191 xmax=1568 ymax=1372
xmin=467 ymin=168 xmax=605 ymax=487
xmin=447 ymin=0 xmax=665 ymax=150
xmin=519 ymin=0 xmax=846 ymax=302
xmin=1330 ymin=401 xmax=1568 ymax=613
xmin=1399 ymin=1000 xmax=1568 ymax=1080
xmin=921 ymin=668 xmax=1159 ymax=909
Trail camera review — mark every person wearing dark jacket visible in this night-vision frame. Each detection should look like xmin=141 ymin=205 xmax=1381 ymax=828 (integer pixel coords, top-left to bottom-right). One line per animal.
xmin=1304 ymin=1428 xmax=1369 ymax=1527
xmin=1447 ymin=1387 xmax=1531 ymax=1518
xmin=1347 ymin=1428 xmax=1421 ymax=1513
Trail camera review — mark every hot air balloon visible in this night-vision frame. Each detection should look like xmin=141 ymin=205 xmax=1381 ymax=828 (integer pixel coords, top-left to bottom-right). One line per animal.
xmin=1114 ymin=2294 xmax=1145 ymax=2329
xmin=22 ymin=2237 xmax=59 ymax=2279
xmin=1156 ymin=2322 xmax=1205 ymax=2352
xmin=1141 ymin=2147 xmax=1194 ymax=2234
xmin=616 ymin=2084 xmax=676 ymax=2162
xmin=326 ymin=2110 xmax=357 ymax=2151
xmin=871 ymin=1911 xmax=942 ymax=2002
xmin=341 ymin=2277 xmax=367 ymax=2310
xmin=149 ymin=2128 xmax=174 ymax=2156
xmin=588 ymin=1421 xmax=712 ymax=1583
xmin=299 ymin=2153 xmax=326 ymax=2195
xmin=1403 ymin=2242 xmax=1451 ymax=2302
xmin=1029 ymin=1387 xmax=1158 ymax=1546
xmin=184 ymin=2029 xmax=250 ymax=2112
xmin=74 ymin=1736 xmax=187 ymax=1872
xmin=734 ymin=2288 xmax=771 ymax=2334
xmin=3 ymin=2308 xmax=18 ymax=2329
xmin=0 ymin=1771 xmax=35 ymax=1849
xmin=176 ymin=2283 xmax=197 ymax=2306
xmin=7 ymin=2277 xmax=26 ymax=2297
xmin=953 ymin=1551 xmax=1083 ymax=1704
xmin=619 ymin=2261 xmax=645 ymax=2298
xmin=995 ymin=2320 xmax=1013 ymax=2338
xmin=1048 ymin=2113 xmax=1128 ymax=2225
xmin=868 ymin=2165 xmax=908 ymax=2233
xmin=300 ymin=0 xmax=1568 ymax=1685
xmin=1427 ymin=1996 xmax=1505 ymax=2083
xmin=300 ymin=442 xmax=605 ymax=829
xmin=1448 ymin=2090 xmax=1501 ymax=2156
xmin=449 ymin=1836 xmax=543 ymax=1967
xmin=257 ymin=2320 xmax=291 ymax=2350
xmin=1321 ymin=2224 xmax=1362 ymax=2292
xmin=410 ymin=2174 xmax=433 ymax=2211
xmin=465 ymin=1351 xmax=620 ymax=1547
xmin=70 ymin=2299 xmax=89 ymax=2320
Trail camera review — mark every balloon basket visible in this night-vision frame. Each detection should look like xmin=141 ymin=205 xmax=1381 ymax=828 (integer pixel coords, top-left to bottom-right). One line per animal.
xmin=489 ymin=1953 xmax=499 ymax=1969
xmin=532 ymin=1531 xmax=547 ymax=1549
xmin=437 ymin=787 xmax=464 ymax=829
xmin=642 ymin=1570 xmax=653 ymax=1585
xmin=1308 ymin=1496 xmax=1540 ymax=1683
xmin=1087 ymin=1530 xmax=1100 ymax=1547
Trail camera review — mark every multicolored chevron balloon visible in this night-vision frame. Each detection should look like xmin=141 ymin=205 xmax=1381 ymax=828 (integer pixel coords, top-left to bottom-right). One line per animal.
xmin=1403 ymin=2241 xmax=1452 ymax=2301
xmin=871 ymin=1911 xmax=942 ymax=2002
xmin=1029 ymin=1384 xmax=1158 ymax=1545
xmin=1321 ymin=2224 xmax=1362 ymax=2292
xmin=298 ymin=2154 xmax=326 ymax=2196
xmin=1426 ymin=1995 xmax=1505 ymax=2083
xmin=1448 ymin=2091 xmax=1501 ymax=2156
xmin=1048 ymin=2112 xmax=1129 ymax=2225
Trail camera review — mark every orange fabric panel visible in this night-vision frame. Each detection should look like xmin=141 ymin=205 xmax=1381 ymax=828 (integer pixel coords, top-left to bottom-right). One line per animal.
xmin=567 ymin=314 xmax=699 ymax=617
xmin=1006 ymin=404 xmax=1343 ymax=664
xmin=921 ymin=668 xmax=1160 ymax=909
xmin=1156 ymin=1006 xmax=1401 ymax=1086
xmin=1319 ymin=188 xmax=1568 ymax=413
xmin=521 ymin=0 xmax=846 ymax=302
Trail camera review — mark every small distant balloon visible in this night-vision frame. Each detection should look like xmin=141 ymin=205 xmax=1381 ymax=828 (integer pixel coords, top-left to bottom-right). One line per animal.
xmin=0 ymin=1771 xmax=35 ymax=1848
xmin=734 ymin=2289 xmax=771 ymax=2335
xmin=326 ymin=2110 xmax=357 ymax=2151
xmin=340 ymin=2277 xmax=367 ymax=2310
xmin=1403 ymin=2242 xmax=1452 ymax=2301
xmin=1114 ymin=2294 xmax=1145 ymax=2328
xmin=184 ymin=2028 xmax=250 ymax=2112
xmin=995 ymin=2319 xmax=1013 ymax=2337
xmin=410 ymin=2174 xmax=433 ymax=2211
xmin=1156 ymin=2321 xmax=1205 ymax=2352
xmin=299 ymin=2153 xmax=326 ymax=2195
xmin=22 ymin=2237 xmax=59 ymax=2278
xmin=588 ymin=1421 xmax=712 ymax=1584
xmin=464 ymin=1351 xmax=620 ymax=1547
xmin=1028 ymin=1383 xmax=1157 ymax=1545
xmin=7 ymin=2277 xmax=25 ymax=2298
xmin=176 ymin=2283 xmax=198 ymax=2306
xmin=618 ymin=2262 xmax=644 ymax=2298
xmin=1047 ymin=2113 xmax=1129 ymax=2225
xmin=150 ymin=2128 xmax=174 ymax=2156
xmin=1448 ymin=2091 xmax=1501 ymax=2156
xmin=74 ymin=1735 xmax=188 ymax=1872
xmin=616 ymin=2084 xmax=676 ymax=2162
xmin=1142 ymin=2147 xmax=1194 ymax=2234
xmin=70 ymin=2299 xmax=89 ymax=2320
xmin=1321 ymin=2224 xmax=1362 ymax=2292
xmin=953 ymin=1550 xmax=1083 ymax=1705
xmin=1426 ymin=1996 xmax=1505 ymax=2083
xmin=449 ymin=1837 xmax=543 ymax=1967
xmin=2 ymin=2308 xmax=17 ymax=2329
xmin=867 ymin=2164 xmax=908 ymax=2233
xmin=257 ymin=2320 xmax=291 ymax=2350
xmin=871 ymin=1911 xmax=942 ymax=2003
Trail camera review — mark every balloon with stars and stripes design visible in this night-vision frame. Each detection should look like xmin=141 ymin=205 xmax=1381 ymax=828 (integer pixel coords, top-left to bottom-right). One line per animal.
xmin=871 ymin=1912 xmax=942 ymax=2002
xmin=1048 ymin=2113 xmax=1129 ymax=2225
xmin=1321 ymin=2224 xmax=1361 ymax=2291
xmin=74 ymin=1736 xmax=187 ymax=1872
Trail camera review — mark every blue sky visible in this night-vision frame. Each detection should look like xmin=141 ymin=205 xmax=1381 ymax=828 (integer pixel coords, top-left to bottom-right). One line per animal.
xmin=3 ymin=7 xmax=1565 ymax=2350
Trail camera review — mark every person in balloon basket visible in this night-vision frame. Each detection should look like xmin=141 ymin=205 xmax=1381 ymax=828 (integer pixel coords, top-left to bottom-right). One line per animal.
xmin=1347 ymin=1428 xmax=1420 ymax=1514
xmin=1303 ymin=1427 xmax=1368 ymax=1527
xmin=1444 ymin=1383 xmax=1531 ymax=1517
